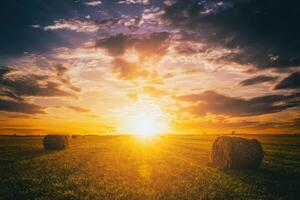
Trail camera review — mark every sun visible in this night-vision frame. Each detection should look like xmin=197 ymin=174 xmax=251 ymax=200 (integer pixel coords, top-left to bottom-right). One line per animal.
xmin=116 ymin=97 xmax=171 ymax=137
xmin=130 ymin=114 xmax=164 ymax=137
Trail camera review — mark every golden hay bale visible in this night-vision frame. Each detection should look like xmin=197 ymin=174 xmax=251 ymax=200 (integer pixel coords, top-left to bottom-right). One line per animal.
xmin=72 ymin=135 xmax=77 ymax=139
xmin=43 ymin=134 xmax=69 ymax=150
xmin=211 ymin=136 xmax=263 ymax=169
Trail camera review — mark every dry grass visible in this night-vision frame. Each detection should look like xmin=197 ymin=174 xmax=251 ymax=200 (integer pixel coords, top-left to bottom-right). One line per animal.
xmin=0 ymin=135 xmax=300 ymax=200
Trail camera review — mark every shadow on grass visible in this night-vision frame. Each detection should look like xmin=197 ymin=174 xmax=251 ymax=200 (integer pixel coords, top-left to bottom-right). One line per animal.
xmin=0 ymin=146 xmax=58 ymax=165
xmin=218 ymin=166 xmax=300 ymax=199
xmin=0 ymin=147 xmax=66 ymax=200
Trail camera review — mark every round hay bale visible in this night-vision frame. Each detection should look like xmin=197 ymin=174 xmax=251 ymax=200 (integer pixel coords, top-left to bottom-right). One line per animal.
xmin=72 ymin=135 xmax=77 ymax=139
xmin=211 ymin=136 xmax=263 ymax=169
xmin=43 ymin=134 xmax=69 ymax=150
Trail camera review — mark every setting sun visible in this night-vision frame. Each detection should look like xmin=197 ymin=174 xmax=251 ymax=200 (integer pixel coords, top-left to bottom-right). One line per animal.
xmin=129 ymin=114 xmax=164 ymax=137
xmin=116 ymin=96 xmax=170 ymax=137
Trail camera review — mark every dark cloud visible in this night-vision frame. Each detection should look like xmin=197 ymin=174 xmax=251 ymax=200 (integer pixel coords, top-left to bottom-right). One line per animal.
xmin=163 ymin=0 xmax=300 ymax=70
xmin=284 ymin=117 xmax=300 ymax=130
xmin=0 ymin=66 xmax=12 ymax=77
xmin=96 ymin=33 xmax=135 ymax=56
xmin=0 ymin=65 xmax=80 ymax=114
xmin=177 ymin=90 xmax=300 ymax=117
xmin=5 ymin=114 xmax=39 ymax=119
xmin=243 ymin=117 xmax=300 ymax=131
xmin=172 ymin=118 xmax=300 ymax=133
xmin=0 ymin=68 xmax=76 ymax=100
xmin=53 ymin=64 xmax=68 ymax=76
xmin=275 ymin=72 xmax=300 ymax=90
xmin=67 ymin=106 xmax=91 ymax=113
xmin=0 ymin=99 xmax=44 ymax=114
xmin=239 ymin=75 xmax=278 ymax=86
xmin=1 ymin=78 xmax=74 ymax=99
xmin=95 ymin=32 xmax=169 ymax=58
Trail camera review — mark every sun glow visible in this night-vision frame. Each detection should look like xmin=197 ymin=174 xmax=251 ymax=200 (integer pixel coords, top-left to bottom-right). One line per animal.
xmin=117 ymin=97 xmax=170 ymax=137
xmin=129 ymin=113 xmax=165 ymax=137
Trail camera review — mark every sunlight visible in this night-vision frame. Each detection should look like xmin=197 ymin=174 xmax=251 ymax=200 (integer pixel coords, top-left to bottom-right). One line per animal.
xmin=130 ymin=113 xmax=163 ymax=137
xmin=116 ymin=96 xmax=171 ymax=137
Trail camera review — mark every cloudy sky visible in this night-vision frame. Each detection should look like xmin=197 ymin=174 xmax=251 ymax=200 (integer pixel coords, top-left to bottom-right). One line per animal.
xmin=0 ymin=0 xmax=300 ymax=135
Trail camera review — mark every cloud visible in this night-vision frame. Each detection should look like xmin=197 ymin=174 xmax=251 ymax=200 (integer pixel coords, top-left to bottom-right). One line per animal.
xmin=177 ymin=90 xmax=300 ymax=117
xmin=111 ymin=58 xmax=149 ymax=80
xmin=0 ymin=99 xmax=44 ymax=114
xmin=142 ymin=86 xmax=166 ymax=97
xmin=163 ymin=0 xmax=176 ymax=6
xmin=0 ymin=66 xmax=12 ymax=77
xmin=0 ymin=65 xmax=80 ymax=114
xmin=239 ymin=75 xmax=278 ymax=86
xmin=52 ymin=64 xmax=81 ymax=92
xmin=240 ymin=118 xmax=300 ymax=131
xmin=174 ymin=42 xmax=207 ymax=55
xmin=0 ymin=66 xmax=78 ymax=100
xmin=118 ymin=0 xmax=149 ymax=5
xmin=163 ymin=1 xmax=300 ymax=70
xmin=84 ymin=1 xmax=102 ymax=6
xmin=274 ymin=72 xmax=300 ymax=90
xmin=139 ymin=7 xmax=165 ymax=26
xmin=172 ymin=117 xmax=300 ymax=133
xmin=95 ymin=32 xmax=169 ymax=58
xmin=134 ymin=32 xmax=169 ymax=60
xmin=96 ymin=34 xmax=134 ymax=56
xmin=110 ymin=58 xmax=165 ymax=81
xmin=67 ymin=106 xmax=91 ymax=113
xmin=122 ymin=16 xmax=142 ymax=31
xmin=96 ymin=32 xmax=169 ymax=80
xmin=127 ymin=93 xmax=138 ymax=101
xmin=5 ymin=114 xmax=38 ymax=119
xmin=284 ymin=117 xmax=300 ymax=130
xmin=44 ymin=18 xmax=118 ymax=32
xmin=121 ymin=7 xmax=165 ymax=31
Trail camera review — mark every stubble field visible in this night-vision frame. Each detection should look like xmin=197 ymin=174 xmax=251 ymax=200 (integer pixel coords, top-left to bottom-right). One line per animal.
xmin=0 ymin=134 xmax=300 ymax=200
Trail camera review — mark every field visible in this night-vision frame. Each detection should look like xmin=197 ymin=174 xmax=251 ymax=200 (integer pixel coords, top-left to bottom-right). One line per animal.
xmin=0 ymin=135 xmax=300 ymax=200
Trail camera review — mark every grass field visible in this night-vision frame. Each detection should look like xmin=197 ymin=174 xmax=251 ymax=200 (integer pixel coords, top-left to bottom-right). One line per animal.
xmin=0 ymin=135 xmax=300 ymax=200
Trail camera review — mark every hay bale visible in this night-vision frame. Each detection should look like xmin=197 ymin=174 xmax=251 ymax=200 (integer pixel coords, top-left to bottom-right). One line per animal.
xmin=43 ymin=134 xmax=69 ymax=150
xmin=211 ymin=136 xmax=263 ymax=169
xmin=72 ymin=135 xmax=77 ymax=139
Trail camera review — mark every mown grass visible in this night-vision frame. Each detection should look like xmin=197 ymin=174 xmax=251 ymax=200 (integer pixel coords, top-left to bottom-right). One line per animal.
xmin=0 ymin=135 xmax=300 ymax=200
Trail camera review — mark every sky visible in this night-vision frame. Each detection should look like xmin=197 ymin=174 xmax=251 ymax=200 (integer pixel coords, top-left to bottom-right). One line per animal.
xmin=0 ymin=0 xmax=300 ymax=135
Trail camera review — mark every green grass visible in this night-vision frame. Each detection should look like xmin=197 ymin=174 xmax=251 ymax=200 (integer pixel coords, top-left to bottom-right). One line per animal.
xmin=0 ymin=135 xmax=300 ymax=200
